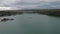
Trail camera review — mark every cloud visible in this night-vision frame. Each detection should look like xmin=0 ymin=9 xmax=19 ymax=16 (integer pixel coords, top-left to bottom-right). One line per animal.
xmin=0 ymin=0 xmax=60 ymax=9
xmin=0 ymin=0 xmax=21 ymax=6
xmin=0 ymin=0 xmax=21 ymax=9
xmin=20 ymin=0 xmax=60 ymax=9
xmin=40 ymin=0 xmax=60 ymax=2
xmin=21 ymin=0 xmax=40 ymax=3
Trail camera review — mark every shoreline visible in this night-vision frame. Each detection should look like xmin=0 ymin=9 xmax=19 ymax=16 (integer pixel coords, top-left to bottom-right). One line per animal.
xmin=0 ymin=9 xmax=60 ymax=17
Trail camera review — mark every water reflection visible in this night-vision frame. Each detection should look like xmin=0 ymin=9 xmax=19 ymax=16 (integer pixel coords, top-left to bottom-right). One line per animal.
xmin=0 ymin=11 xmax=23 ymax=22
xmin=0 ymin=18 xmax=14 ymax=22
xmin=0 ymin=11 xmax=60 ymax=22
xmin=0 ymin=12 xmax=60 ymax=34
xmin=0 ymin=10 xmax=60 ymax=17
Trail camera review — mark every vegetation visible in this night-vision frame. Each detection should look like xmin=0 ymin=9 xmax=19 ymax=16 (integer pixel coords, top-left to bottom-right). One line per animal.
xmin=24 ymin=9 xmax=60 ymax=17
xmin=36 ymin=9 xmax=60 ymax=16
xmin=0 ymin=10 xmax=23 ymax=17
xmin=0 ymin=9 xmax=60 ymax=17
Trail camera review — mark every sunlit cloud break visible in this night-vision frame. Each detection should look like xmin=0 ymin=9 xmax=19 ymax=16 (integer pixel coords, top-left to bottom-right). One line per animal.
xmin=0 ymin=0 xmax=21 ymax=10
xmin=0 ymin=7 xmax=19 ymax=10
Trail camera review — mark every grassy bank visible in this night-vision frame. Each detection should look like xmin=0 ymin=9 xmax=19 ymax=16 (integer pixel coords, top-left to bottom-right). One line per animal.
xmin=26 ymin=9 xmax=60 ymax=17
xmin=0 ymin=9 xmax=60 ymax=17
xmin=0 ymin=10 xmax=23 ymax=17
xmin=37 ymin=9 xmax=60 ymax=16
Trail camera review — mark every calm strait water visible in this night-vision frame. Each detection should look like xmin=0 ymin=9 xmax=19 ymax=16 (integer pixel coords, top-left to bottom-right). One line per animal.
xmin=0 ymin=13 xmax=60 ymax=34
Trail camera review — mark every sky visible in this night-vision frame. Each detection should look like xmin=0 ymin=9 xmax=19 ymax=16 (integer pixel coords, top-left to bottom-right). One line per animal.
xmin=0 ymin=0 xmax=60 ymax=10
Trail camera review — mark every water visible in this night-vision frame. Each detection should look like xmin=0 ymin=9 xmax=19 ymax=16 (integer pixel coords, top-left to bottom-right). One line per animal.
xmin=0 ymin=13 xmax=60 ymax=34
